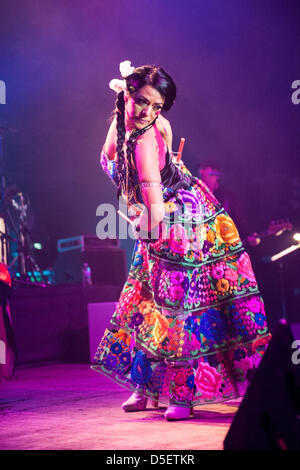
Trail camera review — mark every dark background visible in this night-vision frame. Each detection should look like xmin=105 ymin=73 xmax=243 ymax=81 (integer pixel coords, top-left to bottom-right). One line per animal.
xmin=0 ymin=0 xmax=299 ymax=326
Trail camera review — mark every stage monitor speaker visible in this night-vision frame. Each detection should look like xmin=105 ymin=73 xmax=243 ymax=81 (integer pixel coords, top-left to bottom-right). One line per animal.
xmin=223 ymin=320 xmax=300 ymax=450
xmin=53 ymin=246 xmax=127 ymax=286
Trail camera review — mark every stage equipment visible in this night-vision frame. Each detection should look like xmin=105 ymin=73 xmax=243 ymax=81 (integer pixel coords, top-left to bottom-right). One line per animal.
xmin=57 ymin=234 xmax=119 ymax=253
xmin=223 ymin=320 xmax=300 ymax=450
xmin=0 ymin=128 xmax=8 ymax=265
xmin=0 ymin=126 xmax=46 ymax=285
xmin=0 ymin=215 xmax=8 ymax=264
xmin=7 ymin=190 xmax=47 ymax=284
xmin=53 ymin=234 xmax=126 ymax=286
xmin=10 ymin=283 xmax=121 ymax=364
xmin=0 ymin=263 xmax=17 ymax=379
xmin=14 ymin=269 xmax=55 ymax=286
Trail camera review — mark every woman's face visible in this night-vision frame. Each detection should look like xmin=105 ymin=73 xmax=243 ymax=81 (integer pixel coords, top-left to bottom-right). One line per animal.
xmin=124 ymin=84 xmax=165 ymax=130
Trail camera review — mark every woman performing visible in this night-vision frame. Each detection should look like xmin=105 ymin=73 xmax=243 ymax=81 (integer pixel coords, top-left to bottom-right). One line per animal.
xmin=92 ymin=61 xmax=271 ymax=421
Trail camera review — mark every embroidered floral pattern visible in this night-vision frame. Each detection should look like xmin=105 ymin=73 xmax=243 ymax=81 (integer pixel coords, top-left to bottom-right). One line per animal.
xmin=215 ymin=214 xmax=240 ymax=244
xmin=237 ymin=252 xmax=256 ymax=282
xmin=93 ymin=154 xmax=271 ymax=407
xmin=169 ymin=224 xmax=190 ymax=255
xmin=194 ymin=362 xmax=223 ymax=401
xmin=152 ymin=311 xmax=170 ymax=345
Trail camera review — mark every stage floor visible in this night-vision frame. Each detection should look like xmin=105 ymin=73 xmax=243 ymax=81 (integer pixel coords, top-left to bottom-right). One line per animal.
xmin=0 ymin=363 xmax=241 ymax=450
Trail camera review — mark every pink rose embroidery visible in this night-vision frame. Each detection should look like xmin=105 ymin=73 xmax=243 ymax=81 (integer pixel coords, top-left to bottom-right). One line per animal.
xmin=194 ymin=362 xmax=222 ymax=400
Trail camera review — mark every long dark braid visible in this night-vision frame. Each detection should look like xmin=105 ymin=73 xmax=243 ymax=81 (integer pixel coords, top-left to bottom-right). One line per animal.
xmin=115 ymin=91 xmax=126 ymax=198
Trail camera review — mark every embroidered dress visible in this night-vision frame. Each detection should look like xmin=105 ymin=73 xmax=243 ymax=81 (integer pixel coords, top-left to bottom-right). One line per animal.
xmin=92 ymin=128 xmax=271 ymax=408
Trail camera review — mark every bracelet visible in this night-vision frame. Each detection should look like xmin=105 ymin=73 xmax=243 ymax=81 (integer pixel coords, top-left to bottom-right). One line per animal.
xmin=139 ymin=181 xmax=162 ymax=189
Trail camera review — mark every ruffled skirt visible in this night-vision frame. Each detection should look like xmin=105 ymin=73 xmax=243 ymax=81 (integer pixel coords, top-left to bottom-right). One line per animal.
xmin=92 ymin=177 xmax=271 ymax=407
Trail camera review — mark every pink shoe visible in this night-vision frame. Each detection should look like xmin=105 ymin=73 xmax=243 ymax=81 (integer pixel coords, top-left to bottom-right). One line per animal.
xmin=164 ymin=404 xmax=191 ymax=421
xmin=121 ymin=392 xmax=148 ymax=412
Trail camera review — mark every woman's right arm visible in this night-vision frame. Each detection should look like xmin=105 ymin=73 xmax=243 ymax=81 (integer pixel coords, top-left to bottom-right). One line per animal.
xmin=100 ymin=117 xmax=118 ymax=185
xmin=103 ymin=116 xmax=117 ymax=160
xmin=134 ymin=127 xmax=165 ymax=232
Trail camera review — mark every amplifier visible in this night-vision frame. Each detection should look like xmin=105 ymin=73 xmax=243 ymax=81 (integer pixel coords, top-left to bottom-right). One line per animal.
xmin=53 ymin=244 xmax=127 ymax=286
xmin=57 ymin=234 xmax=119 ymax=253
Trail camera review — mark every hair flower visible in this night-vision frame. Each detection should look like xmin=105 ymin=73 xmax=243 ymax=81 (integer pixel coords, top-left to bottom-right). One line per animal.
xmin=109 ymin=78 xmax=126 ymax=93
xmin=119 ymin=60 xmax=135 ymax=78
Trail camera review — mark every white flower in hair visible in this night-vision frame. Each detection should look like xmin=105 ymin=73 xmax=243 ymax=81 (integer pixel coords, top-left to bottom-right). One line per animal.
xmin=119 ymin=60 xmax=135 ymax=78
xmin=109 ymin=79 xmax=126 ymax=93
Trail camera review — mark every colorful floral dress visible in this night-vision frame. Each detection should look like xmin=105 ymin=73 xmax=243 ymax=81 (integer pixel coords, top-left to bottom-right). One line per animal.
xmin=92 ymin=134 xmax=271 ymax=408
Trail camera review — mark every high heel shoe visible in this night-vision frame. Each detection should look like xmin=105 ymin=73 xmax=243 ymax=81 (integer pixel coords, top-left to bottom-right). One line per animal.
xmin=164 ymin=404 xmax=192 ymax=421
xmin=121 ymin=391 xmax=148 ymax=412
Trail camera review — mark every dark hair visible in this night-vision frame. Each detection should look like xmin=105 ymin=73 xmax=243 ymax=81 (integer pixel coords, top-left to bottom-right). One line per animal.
xmin=114 ymin=65 xmax=176 ymax=200
xmin=126 ymin=65 xmax=176 ymax=111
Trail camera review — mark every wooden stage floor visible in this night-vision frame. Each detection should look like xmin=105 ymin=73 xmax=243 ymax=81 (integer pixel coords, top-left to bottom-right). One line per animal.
xmin=0 ymin=362 xmax=241 ymax=451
